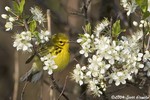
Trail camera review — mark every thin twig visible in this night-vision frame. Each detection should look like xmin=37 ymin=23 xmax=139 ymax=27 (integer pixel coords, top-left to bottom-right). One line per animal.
xmin=13 ymin=50 xmax=19 ymax=100
xmin=110 ymin=17 xmax=113 ymax=40
xmin=148 ymin=85 xmax=150 ymax=99
xmin=44 ymin=79 xmax=50 ymax=86
xmin=16 ymin=0 xmax=20 ymax=4
xmin=69 ymin=12 xmax=85 ymax=17
xmin=40 ymin=78 xmax=43 ymax=100
xmin=82 ymin=0 xmax=89 ymax=23
xmin=146 ymin=34 xmax=150 ymax=50
xmin=57 ymin=76 xmax=68 ymax=100
xmin=50 ymin=75 xmax=69 ymax=100
xmin=47 ymin=9 xmax=51 ymax=35
xmin=101 ymin=90 xmax=108 ymax=100
xmin=142 ymin=24 xmax=145 ymax=54
xmin=49 ymin=79 xmax=54 ymax=100
xmin=79 ymin=90 xmax=86 ymax=98
xmin=23 ymin=19 xmax=29 ymax=31
xmin=79 ymin=84 xmax=87 ymax=100
xmin=21 ymin=82 xmax=29 ymax=100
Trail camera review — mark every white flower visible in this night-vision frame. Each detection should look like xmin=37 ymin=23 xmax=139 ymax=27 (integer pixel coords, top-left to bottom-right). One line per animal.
xmin=9 ymin=16 xmax=15 ymax=22
xmin=72 ymin=64 xmax=86 ymax=85
xmin=13 ymin=31 xmax=33 ymax=52
xmin=137 ymin=53 xmax=143 ymax=61
xmin=129 ymin=30 xmax=143 ymax=45
xmin=94 ymin=19 xmax=109 ymax=37
xmin=77 ymin=33 xmax=94 ymax=57
xmin=5 ymin=22 xmax=13 ymax=31
xmin=5 ymin=6 xmax=10 ymax=11
xmin=139 ymin=24 xmax=143 ymax=28
xmin=88 ymin=55 xmax=111 ymax=77
xmin=88 ymin=80 xmax=102 ymax=97
xmin=139 ymin=20 xmax=148 ymax=27
xmin=39 ymin=30 xmax=51 ymax=43
xmin=144 ymin=61 xmax=150 ymax=76
xmin=1 ymin=14 xmax=8 ymax=19
xmin=94 ymin=36 xmax=111 ymax=55
xmin=41 ymin=53 xmax=58 ymax=75
xmin=140 ymin=20 xmax=145 ymax=24
xmin=30 ymin=7 xmax=45 ymax=24
xmin=143 ymin=51 xmax=150 ymax=62
xmin=110 ymin=72 xmax=129 ymax=86
xmin=120 ymin=0 xmax=137 ymax=16
xmin=133 ymin=21 xmax=138 ymax=26
xmin=77 ymin=38 xmax=82 ymax=43
xmin=87 ymin=55 xmax=103 ymax=77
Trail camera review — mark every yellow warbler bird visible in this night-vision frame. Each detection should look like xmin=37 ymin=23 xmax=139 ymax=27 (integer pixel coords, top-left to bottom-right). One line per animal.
xmin=20 ymin=33 xmax=70 ymax=82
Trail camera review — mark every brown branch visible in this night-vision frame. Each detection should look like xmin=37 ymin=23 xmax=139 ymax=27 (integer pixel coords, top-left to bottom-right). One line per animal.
xmin=21 ymin=82 xmax=29 ymax=100
xmin=142 ymin=24 xmax=145 ymax=54
xmin=146 ymin=34 xmax=150 ymax=50
xmin=50 ymin=75 xmax=69 ymax=100
xmin=23 ymin=19 xmax=29 ymax=31
xmin=47 ymin=9 xmax=51 ymax=36
xmin=13 ymin=50 xmax=19 ymax=100
xmin=148 ymin=85 xmax=150 ymax=99
xmin=57 ymin=76 xmax=68 ymax=100
xmin=16 ymin=0 xmax=20 ymax=4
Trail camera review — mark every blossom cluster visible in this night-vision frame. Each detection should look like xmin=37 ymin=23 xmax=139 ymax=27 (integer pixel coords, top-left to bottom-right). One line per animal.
xmin=77 ymin=33 xmax=94 ymax=57
xmin=1 ymin=6 xmax=18 ymax=31
xmin=1 ymin=5 xmax=57 ymax=75
xmin=41 ymin=53 xmax=58 ymax=75
xmin=143 ymin=51 xmax=150 ymax=76
xmin=72 ymin=19 xmax=150 ymax=96
xmin=13 ymin=31 xmax=33 ymax=52
xmin=77 ymin=19 xmax=109 ymax=57
xmin=133 ymin=20 xmax=150 ymax=28
xmin=13 ymin=30 xmax=50 ymax=52
xmin=30 ymin=7 xmax=45 ymax=24
xmin=38 ymin=30 xmax=51 ymax=43
xmin=1 ymin=6 xmax=50 ymax=52
xmin=120 ymin=0 xmax=137 ymax=16
xmin=120 ymin=0 xmax=150 ymax=16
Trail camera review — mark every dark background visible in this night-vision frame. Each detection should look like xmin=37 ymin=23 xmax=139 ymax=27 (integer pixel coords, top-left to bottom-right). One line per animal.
xmin=0 ymin=0 xmax=147 ymax=100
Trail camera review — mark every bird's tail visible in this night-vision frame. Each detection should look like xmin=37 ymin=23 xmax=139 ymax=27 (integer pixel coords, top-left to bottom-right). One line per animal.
xmin=20 ymin=54 xmax=43 ymax=83
xmin=20 ymin=68 xmax=43 ymax=82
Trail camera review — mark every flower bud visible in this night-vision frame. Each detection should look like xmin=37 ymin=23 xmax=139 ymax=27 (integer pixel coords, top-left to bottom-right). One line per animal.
xmin=140 ymin=20 xmax=145 ymax=24
xmin=9 ymin=17 xmax=15 ymax=22
xmin=5 ymin=6 xmax=10 ymax=11
xmin=139 ymin=24 xmax=143 ymax=28
xmin=133 ymin=21 xmax=138 ymax=26
xmin=1 ymin=14 xmax=8 ymax=19
xmin=5 ymin=22 xmax=13 ymax=31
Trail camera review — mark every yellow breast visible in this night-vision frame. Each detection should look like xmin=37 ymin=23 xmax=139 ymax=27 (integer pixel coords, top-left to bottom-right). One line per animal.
xmin=54 ymin=49 xmax=70 ymax=71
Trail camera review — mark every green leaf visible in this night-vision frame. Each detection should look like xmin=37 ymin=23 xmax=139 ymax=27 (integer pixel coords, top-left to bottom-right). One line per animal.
xmin=33 ymin=31 xmax=41 ymax=42
xmin=29 ymin=20 xmax=37 ymax=32
xmin=12 ymin=1 xmax=20 ymax=15
xmin=112 ymin=20 xmax=125 ymax=39
xmin=85 ymin=23 xmax=91 ymax=34
xmin=136 ymin=0 xmax=148 ymax=13
xmin=19 ymin=0 xmax=25 ymax=14
xmin=143 ymin=11 xmax=150 ymax=19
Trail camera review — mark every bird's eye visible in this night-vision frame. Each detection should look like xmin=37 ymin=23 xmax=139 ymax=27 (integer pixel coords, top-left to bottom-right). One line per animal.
xmin=59 ymin=41 xmax=63 ymax=43
xmin=59 ymin=41 xmax=65 ymax=46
